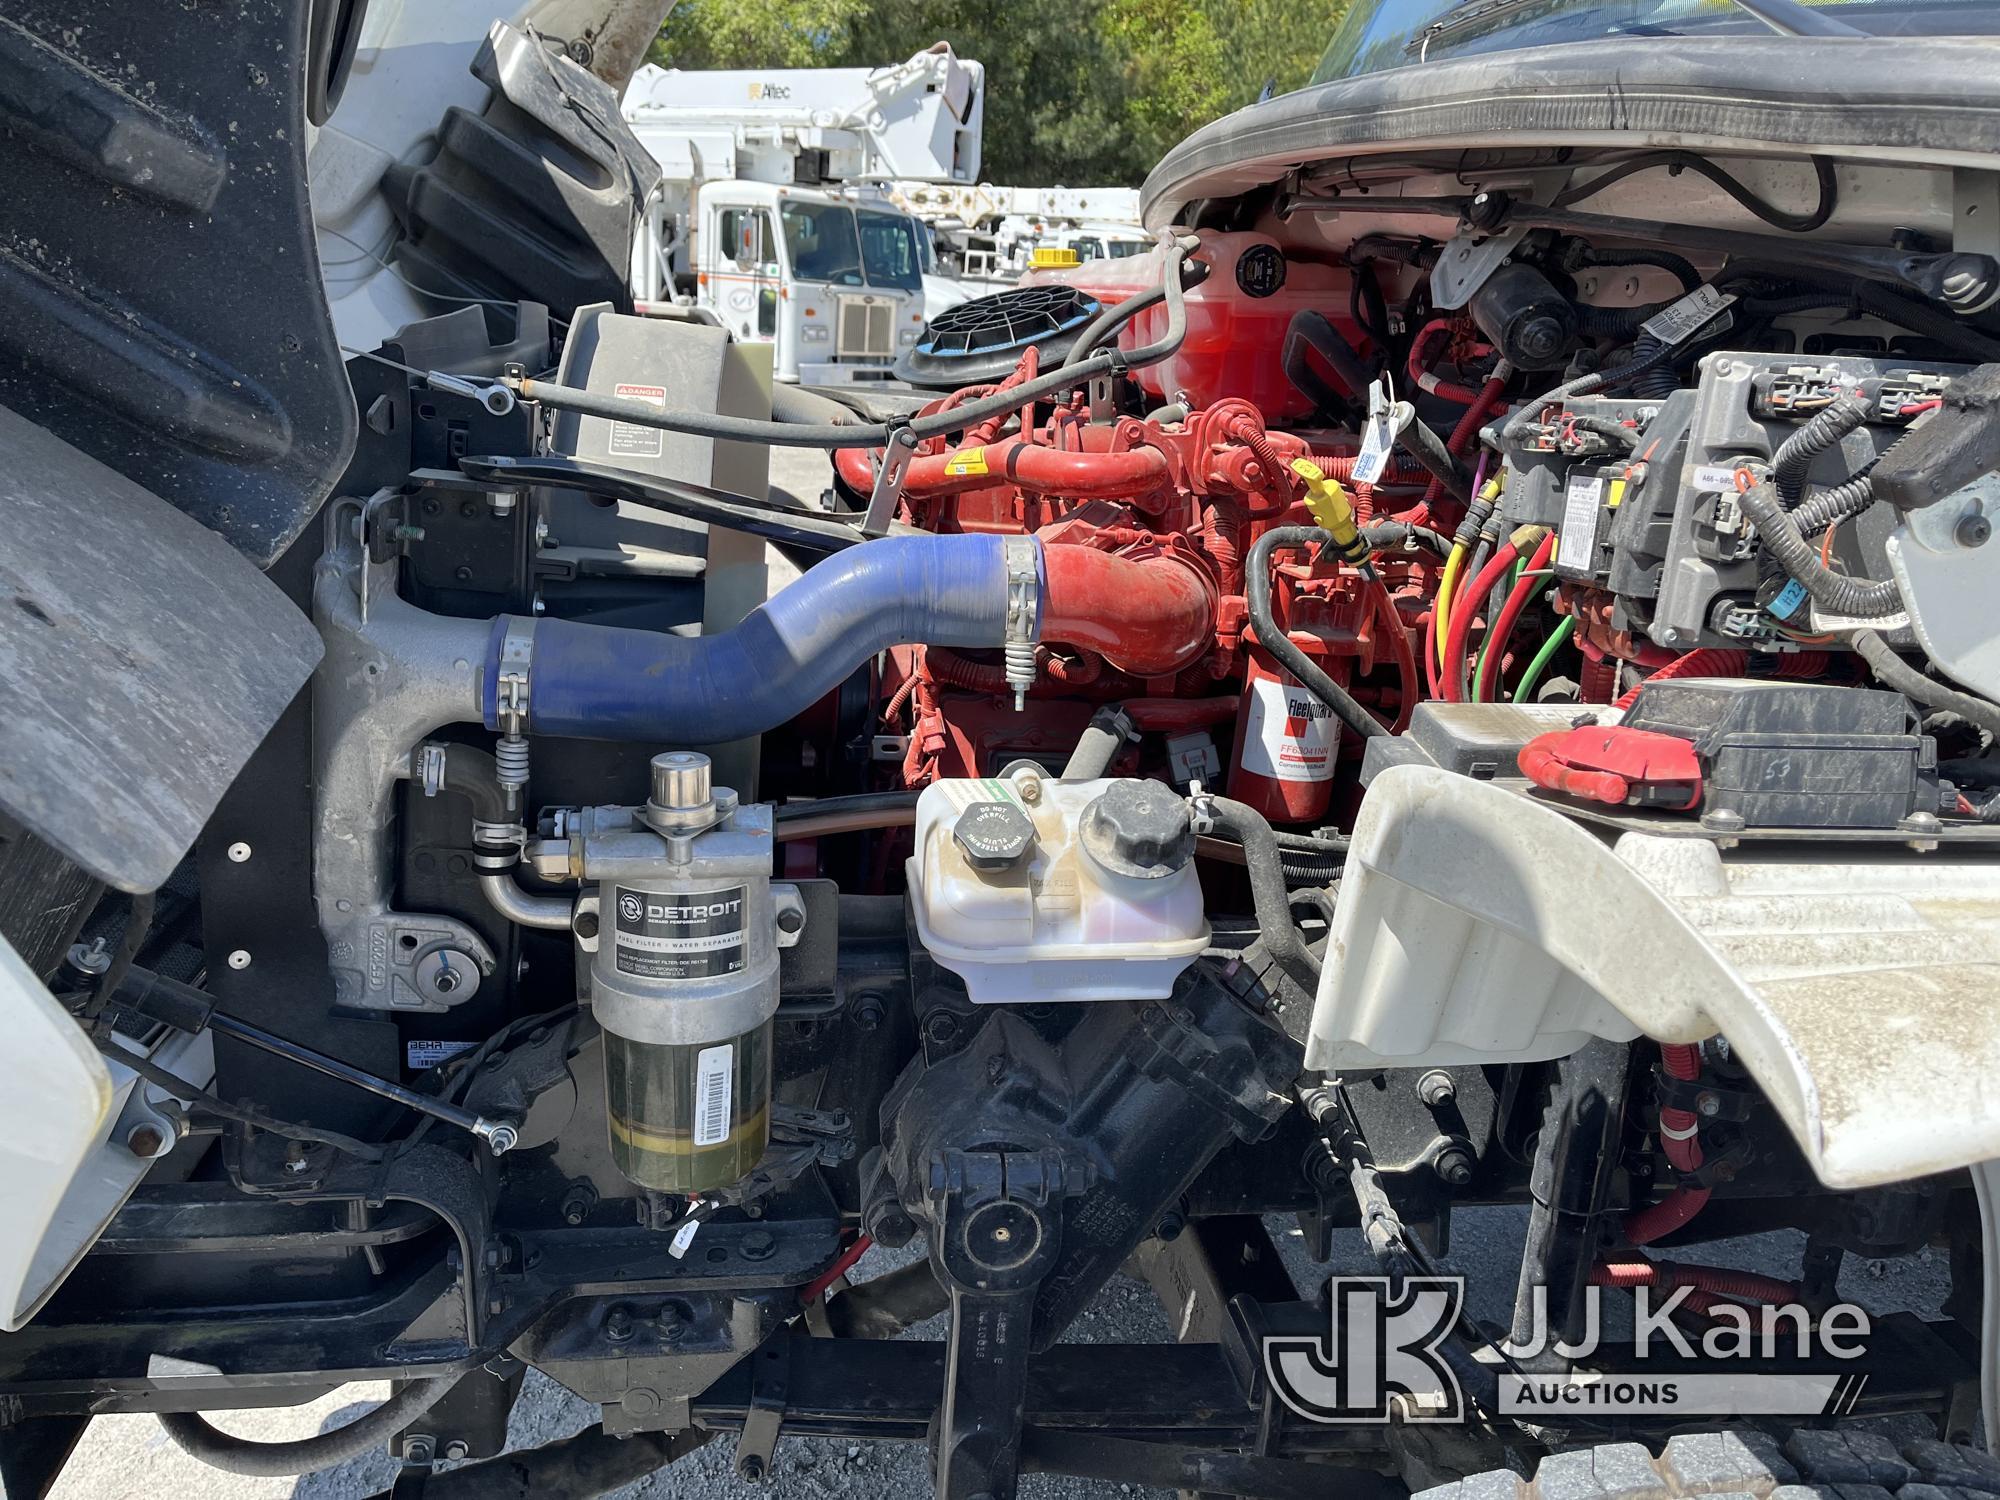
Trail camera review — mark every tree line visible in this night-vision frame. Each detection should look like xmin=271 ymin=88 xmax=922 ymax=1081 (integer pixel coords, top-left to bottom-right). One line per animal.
xmin=650 ymin=0 xmax=1354 ymax=186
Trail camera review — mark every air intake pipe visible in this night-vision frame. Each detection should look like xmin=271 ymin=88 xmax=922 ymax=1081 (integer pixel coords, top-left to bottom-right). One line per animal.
xmin=480 ymin=534 xmax=1216 ymax=742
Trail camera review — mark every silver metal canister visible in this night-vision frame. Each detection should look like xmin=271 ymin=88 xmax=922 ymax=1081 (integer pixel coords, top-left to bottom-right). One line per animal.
xmin=583 ymin=753 xmax=779 ymax=1193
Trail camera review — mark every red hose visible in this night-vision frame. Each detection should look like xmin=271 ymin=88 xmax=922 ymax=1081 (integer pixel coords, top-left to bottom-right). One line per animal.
xmin=1408 ymin=320 xmax=1488 ymax=405
xmin=801 ymin=1233 xmax=873 ymax=1304
xmin=1627 ymin=1042 xmax=1709 ymax=1247
xmin=1440 ymin=540 xmax=1525 ymax=701
xmin=1473 ymin=531 xmax=1558 ymax=702
xmin=832 ymin=436 xmax=1173 ymax=501
xmin=1591 ymin=1259 xmax=1799 ymax=1305
xmin=1612 ymin=649 xmax=1830 ymax=713
xmin=1042 ymin=544 xmax=1217 ymax=678
xmin=1366 ymin=576 xmax=1420 ymax=733
xmin=1421 ymin=375 xmax=1508 ymax=512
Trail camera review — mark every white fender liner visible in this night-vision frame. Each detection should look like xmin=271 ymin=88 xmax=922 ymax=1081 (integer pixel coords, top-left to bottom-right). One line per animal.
xmin=1311 ymin=765 xmax=2000 ymax=1190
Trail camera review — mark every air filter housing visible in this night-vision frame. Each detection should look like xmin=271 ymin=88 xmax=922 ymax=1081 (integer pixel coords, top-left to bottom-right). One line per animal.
xmin=896 ymin=284 xmax=1102 ymax=388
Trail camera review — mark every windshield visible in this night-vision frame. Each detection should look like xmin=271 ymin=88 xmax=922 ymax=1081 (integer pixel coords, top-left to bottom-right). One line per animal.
xmin=780 ymin=201 xmax=864 ymax=286
xmin=1312 ymin=0 xmax=2000 ymax=83
xmin=780 ymin=201 xmax=923 ymax=292
xmin=858 ymin=210 xmax=924 ymax=292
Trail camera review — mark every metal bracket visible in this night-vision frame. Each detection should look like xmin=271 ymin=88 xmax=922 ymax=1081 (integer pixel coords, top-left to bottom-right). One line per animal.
xmin=862 ymin=423 xmax=919 ymax=537
xmin=1087 ymin=371 xmax=1115 ymax=424
xmin=734 ymin=1334 xmax=791 ymax=1482
xmin=311 ymin=505 xmax=498 ymax=1013
xmin=1429 ymin=225 xmax=1529 ymax=309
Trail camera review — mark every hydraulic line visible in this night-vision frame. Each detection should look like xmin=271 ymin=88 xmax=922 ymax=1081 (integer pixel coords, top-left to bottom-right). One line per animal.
xmin=160 ymin=1378 xmax=462 ymax=1477
xmin=1473 ymin=531 xmax=1558 ymax=703
xmin=1244 ymin=527 xmax=1388 ymax=742
xmin=1442 ymin=529 xmax=1543 ymax=702
xmin=1435 ymin=460 xmax=1497 ymax=672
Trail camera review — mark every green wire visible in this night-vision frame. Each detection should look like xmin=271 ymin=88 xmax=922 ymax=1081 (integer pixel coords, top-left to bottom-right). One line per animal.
xmin=1512 ymin=615 xmax=1577 ymax=704
xmin=1472 ymin=567 xmax=1556 ymax=702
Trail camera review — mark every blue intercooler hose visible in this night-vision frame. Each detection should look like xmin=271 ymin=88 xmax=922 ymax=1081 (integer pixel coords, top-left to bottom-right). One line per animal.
xmin=482 ymin=534 xmax=1029 ymax=743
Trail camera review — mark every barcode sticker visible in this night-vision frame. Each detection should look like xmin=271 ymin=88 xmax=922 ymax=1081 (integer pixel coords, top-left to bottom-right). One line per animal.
xmin=1640 ymin=286 xmax=1738 ymax=347
xmin=693 ymin=1044 xmax=732 ymax=1147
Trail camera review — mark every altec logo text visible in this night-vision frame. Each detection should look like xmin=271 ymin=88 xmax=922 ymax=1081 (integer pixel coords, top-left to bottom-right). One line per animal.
xmin=1263 ymin=1277 xmax=1871 ymax=1424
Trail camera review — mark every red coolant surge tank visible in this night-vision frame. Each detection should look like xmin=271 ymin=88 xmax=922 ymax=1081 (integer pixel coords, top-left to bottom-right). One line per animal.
xmin=1020 ymin=231 xmax=1367 ymax=419
xmin=1124 ymin=231 xmax=1362 ymax=419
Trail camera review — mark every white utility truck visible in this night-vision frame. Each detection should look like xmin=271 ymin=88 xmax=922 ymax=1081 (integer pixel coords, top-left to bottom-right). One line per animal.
xmin=623 ymin=46 xmax=983 ymax=382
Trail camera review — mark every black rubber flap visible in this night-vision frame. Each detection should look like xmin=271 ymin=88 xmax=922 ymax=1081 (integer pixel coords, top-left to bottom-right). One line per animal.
xmin=0 ymin=2 xmax=357 ymax=565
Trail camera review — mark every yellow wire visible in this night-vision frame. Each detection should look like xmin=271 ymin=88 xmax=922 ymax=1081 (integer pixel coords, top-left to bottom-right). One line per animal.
xmin=1435 ymin=476 xmax=1504 ymax=671
xmin=1435 ymin=545 xmax=1466 ymax=671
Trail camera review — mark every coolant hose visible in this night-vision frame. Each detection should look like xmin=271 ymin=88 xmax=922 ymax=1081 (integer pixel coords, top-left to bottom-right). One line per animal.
xmin=484 ymin=535 xmax=1022 ymax=743
xmin=159 ymin=1377 xmax=461 ymax=1477
xmin=1202 ymin=796 xmax=1321 ymax=995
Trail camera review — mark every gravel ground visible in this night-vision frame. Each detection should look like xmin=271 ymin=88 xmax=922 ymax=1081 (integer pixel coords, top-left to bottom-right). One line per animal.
xmin=50 ymin=1215 xmax=1959 ymax=1500
xmin=43 ymin=446 xmax=1968 ymax=1498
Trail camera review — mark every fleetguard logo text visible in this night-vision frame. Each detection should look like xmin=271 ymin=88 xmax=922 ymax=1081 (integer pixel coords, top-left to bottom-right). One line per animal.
xmin=1265 ymin=1277 xmax=1870 ymax=1424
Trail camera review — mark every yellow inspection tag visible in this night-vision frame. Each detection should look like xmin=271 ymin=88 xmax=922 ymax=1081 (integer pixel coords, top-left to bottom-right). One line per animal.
xmin=943 ymin=449 xmax=990 ymax=477
xmin=1606 ymin=477 xmax=1628 ymax=509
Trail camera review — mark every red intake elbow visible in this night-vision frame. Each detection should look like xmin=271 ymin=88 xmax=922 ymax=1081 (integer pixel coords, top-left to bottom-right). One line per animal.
xmin=834 ymin=438 xmax=1173 ymax=501
xmin=1041 ymin=544 xmax=1216 ymax=678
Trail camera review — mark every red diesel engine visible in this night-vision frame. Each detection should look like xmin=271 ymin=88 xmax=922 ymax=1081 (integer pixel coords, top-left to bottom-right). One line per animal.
xmin=833 ymin=332 xmax=1438 ymax=826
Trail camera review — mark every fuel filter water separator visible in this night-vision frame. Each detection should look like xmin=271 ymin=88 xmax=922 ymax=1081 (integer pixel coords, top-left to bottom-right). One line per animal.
xmin=584 ymin=752 xmax=783 ymax=1193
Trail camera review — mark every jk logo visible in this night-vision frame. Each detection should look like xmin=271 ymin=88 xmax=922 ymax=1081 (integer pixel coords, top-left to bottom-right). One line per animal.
xmin=1264 ymin=1276 xmax=1465 ymax=1424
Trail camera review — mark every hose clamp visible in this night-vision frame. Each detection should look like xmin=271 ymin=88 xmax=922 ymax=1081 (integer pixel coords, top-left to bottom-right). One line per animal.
xmin=495 ymin=620 xmax=536 ymax=734
xmin=1002 ymin=537 xmax=1040 ymax=712
xmin=1186 ymin=782 xmax=1215 ymax=836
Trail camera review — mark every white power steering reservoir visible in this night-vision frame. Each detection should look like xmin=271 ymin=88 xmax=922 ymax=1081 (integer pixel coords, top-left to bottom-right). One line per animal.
xmin=908 ymin=765 xmax=1209 ymax=1004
